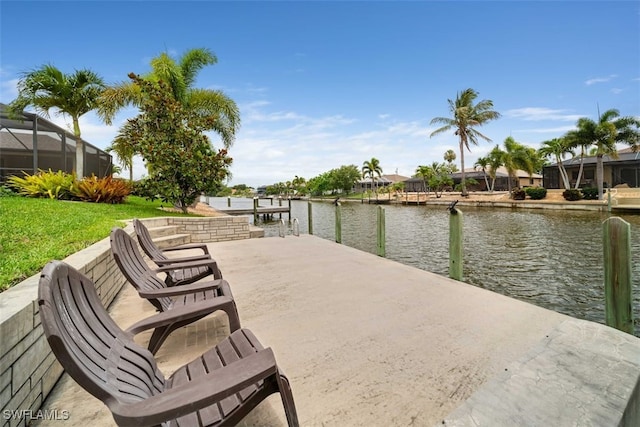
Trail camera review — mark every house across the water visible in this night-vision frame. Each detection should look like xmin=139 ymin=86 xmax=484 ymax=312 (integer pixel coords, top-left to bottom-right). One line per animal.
xmin=543 ymin=148 xmax=640 ymax=189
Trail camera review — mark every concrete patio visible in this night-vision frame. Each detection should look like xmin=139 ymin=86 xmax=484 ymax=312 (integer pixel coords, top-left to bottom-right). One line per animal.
xmin=34 ymin=235 xmax=640 ymax=426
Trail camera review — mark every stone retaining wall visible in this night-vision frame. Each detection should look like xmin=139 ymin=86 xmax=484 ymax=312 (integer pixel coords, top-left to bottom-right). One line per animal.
xmin=0 ymin=215 xmax=252 ymax=427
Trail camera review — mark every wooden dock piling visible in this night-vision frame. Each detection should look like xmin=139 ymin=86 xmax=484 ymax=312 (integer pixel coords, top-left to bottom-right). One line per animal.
xmin=449 ymin=206 xmax=463 ymax=281
xmin=377 ymin=206 xmax=386 ymax=257
xmin=603 ymin=217 xmax=634 ymax=335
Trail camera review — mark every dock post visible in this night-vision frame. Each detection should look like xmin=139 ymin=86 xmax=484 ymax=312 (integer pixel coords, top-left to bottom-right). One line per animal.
xmin=253 ymin=197 xmax=258 ymax=223
xmin=279 ymin=196 xmax=282 ymax=219
xmin=376 ymin=206 xmax=386 ymax=257
xmin=449 ymin=205 xmax=463 ymax=281
xmin=227 ymin=196 xmax=231 ymax=207
xmin=308 ymin=201 xmax=313 ymax=235
xmin=335 ymin=202 xmax=342 ymax=243
xmin=603 ymin=217 xmax=634 ymax=335
xmin=288 ymin=197 xmax=292 ymax=221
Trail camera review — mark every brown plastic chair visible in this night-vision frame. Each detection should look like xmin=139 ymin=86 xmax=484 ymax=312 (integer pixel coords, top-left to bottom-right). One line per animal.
xmin=133 ymin=219 xmax=221 ymax=286
xmin=110 ymin=227 xmax=241 ymax=354
xmin=39 ymin=261 xmax=299 ymax=427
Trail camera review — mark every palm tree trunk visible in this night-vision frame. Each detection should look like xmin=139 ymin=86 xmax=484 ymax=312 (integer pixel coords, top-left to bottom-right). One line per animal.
xmin=482 ymin=171 xmax=489 ymax=191
xmin=558 ymin=162 xmax=570 ymax=189
xmin=574 ymin=148 xmax=585 ymax=189
xmin=72 ymin=116 xmax=83 ymax=178
xmin=459 ymin=141 xmax=467 ymax=196
xmin=597 ymin=154 xmax=604 ymax=200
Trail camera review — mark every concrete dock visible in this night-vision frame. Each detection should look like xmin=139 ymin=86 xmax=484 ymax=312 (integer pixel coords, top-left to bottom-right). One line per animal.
xmin=35 ymin=235 xmax=640 ymax=426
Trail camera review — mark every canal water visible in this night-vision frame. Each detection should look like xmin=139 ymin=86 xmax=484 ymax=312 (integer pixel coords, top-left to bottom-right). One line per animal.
xmin=208 ymin=197 xmax=640 ymax=335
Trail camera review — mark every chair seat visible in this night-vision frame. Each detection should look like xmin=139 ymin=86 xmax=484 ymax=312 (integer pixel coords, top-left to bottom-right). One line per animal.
xmin=167 ymin=329 xmax=266 ymax=427
xmin=169 ymin=281 xmax=231 ymax=310
xmin=168 ymin=264 xmax=213 ymax=286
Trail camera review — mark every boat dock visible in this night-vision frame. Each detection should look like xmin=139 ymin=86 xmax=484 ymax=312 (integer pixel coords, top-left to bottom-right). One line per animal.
xmin=218 ymin=206 xmax=290 ymax=218
xmin=37 ymin=234 xmax=640 ymax=426
xmin=214 ymin=197 xmax=291 ymax=220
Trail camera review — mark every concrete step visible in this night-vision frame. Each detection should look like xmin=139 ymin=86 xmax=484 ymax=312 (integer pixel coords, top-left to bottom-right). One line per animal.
xmin=146 ymin=225 xmax=180 ymax=239
xmin=249 ymin=225 xmax=265 ymax=238
xmin=152 ymin=233 xmax=191 ymax=249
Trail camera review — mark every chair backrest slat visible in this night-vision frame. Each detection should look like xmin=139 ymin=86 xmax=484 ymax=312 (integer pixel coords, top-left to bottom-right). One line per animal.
xmin=110 ymin=228 xmax=172 ymax=312
xmin=39 ymin=261 xmax=166 ymax=406
xmin=133 ymin=219 xmax=168 ymax=261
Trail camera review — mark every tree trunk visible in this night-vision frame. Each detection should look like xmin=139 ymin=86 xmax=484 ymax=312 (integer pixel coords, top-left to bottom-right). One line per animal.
xmin=597 ymin=154 xmax=604 ymax=200
xmin=459 ymin=141 xmax=467 ymax=196
xmin=72 ymin=116 xmax=83 ymax=179
xmin=482 ymin=171 xmax=489 ymax=191
xmin=574 ymin=149 xmax=585 ymax=189
xmin=558 ymin=161 xmax=570 ymax=189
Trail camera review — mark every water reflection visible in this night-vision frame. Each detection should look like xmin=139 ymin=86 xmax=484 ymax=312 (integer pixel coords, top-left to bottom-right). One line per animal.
xmin=208 ymin=197 xmax=640 ymax=335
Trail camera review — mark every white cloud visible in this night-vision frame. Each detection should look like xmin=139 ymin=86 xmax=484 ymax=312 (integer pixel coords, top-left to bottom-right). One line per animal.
xmin=610 ymin=88 xmax=623 ymax=94
xmin=0 ymin=77 xmax=19 ymax=103
xmin=224 ymin=100 xmax=447 ymax=186
xmin=585 ymin=74 xmax=617 ymax=85
xmin=504 ymin=107 xmax=582 ymax=122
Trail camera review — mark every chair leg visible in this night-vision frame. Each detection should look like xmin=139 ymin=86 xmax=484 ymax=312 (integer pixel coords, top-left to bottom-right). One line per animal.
xmin=276 ymin=373 xmax=299 ymax=427
xmin=148 ymin=325 xmax=173 ymax=355
xmin=225 ymin=301 xmax=242 ymax=332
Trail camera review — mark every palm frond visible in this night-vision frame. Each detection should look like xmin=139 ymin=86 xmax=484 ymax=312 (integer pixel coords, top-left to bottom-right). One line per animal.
xmin=96 ymin=81 xmax=141 ymax=124
xmin=150 ymin=52 xmax=186 ymax=101
xmin=179 ymin=48 xmax=217 ymax=88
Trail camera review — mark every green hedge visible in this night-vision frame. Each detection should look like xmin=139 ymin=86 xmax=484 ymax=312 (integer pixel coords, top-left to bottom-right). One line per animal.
xmin=525 ymin=187 xmax=547 ymax=200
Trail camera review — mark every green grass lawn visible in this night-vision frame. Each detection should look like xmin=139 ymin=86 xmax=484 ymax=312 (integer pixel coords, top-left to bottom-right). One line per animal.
xmin=0 ymin=196 xmax=198 ymax=291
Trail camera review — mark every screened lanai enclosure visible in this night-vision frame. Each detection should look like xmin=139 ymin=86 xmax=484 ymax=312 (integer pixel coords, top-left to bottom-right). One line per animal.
xmin=0 ymin=103 xmax=112 ymax=182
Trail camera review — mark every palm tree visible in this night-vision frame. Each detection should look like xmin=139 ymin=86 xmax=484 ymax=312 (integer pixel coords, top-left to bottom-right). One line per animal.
xmin=362 ymin=158 xmax=383 ymax=195
xmin=415 ymin=165 xmax=432 ymax=198
xmin=501 ymin=136 xmax=534 ymax=194
xmin=566 ymin=109 xmax=640 ymax=199
xmin=444 ymin=149 xmax=457 ymax=170
xmin=487 ymin=145 xmax=504 ymax=192
xmin=8 ymin=64 xmax=106 ymax=178
xmin=538 ymin=137 xmax=574 ymax=189
xmin=474 ymin=156 xmax=491 ymax=191
xmin=430 ymin=88 xmax=501 ymax=196
xmin=98 ymin=47 xmax=240 ymax=149
xmin=107 ymin=120 xmax=139 ymax=181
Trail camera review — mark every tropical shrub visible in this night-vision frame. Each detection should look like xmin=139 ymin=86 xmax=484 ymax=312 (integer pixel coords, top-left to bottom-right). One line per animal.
xmin=525 ymin=187 xmax=547 ymax=200
xmin=511 ymin=188 xmax=526 ymax=200
xmin=562 ymin=189 xmax=583 ymax=201
xmin=454 ymin=178 xmax=478 ymax=192
xmin=0 ymin=185 xmax=17 ymax=197
xmin=7 ymin=169 xmax=75 ymax=199
xmin=581 ymin=187 xmax=598 ymax=200
xmin=130 ymin=178 xmax=159 ymax=200
xmin=72 ymin=175 xmax=131 ymax=203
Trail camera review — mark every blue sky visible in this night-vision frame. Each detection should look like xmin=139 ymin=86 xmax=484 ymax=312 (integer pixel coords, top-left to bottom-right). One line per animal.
xmin=1 ymin=1 xmax=639 ymax=188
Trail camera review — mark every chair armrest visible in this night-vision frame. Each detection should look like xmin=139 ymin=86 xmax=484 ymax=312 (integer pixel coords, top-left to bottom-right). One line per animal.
xmin=162 ymin=243 xmax=210 ymax=255
xmin=153 ymin=258 xmax=218 ymax=272
xmin=125 ymin=296 xmax=234 ymax=335
xmin=138 ymin=279 xmax=224 ymax=298
xmin=110 ymin=348 xmax=278 ymax=427
xmin=153 ymin=253 xmax=211 ymax=265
